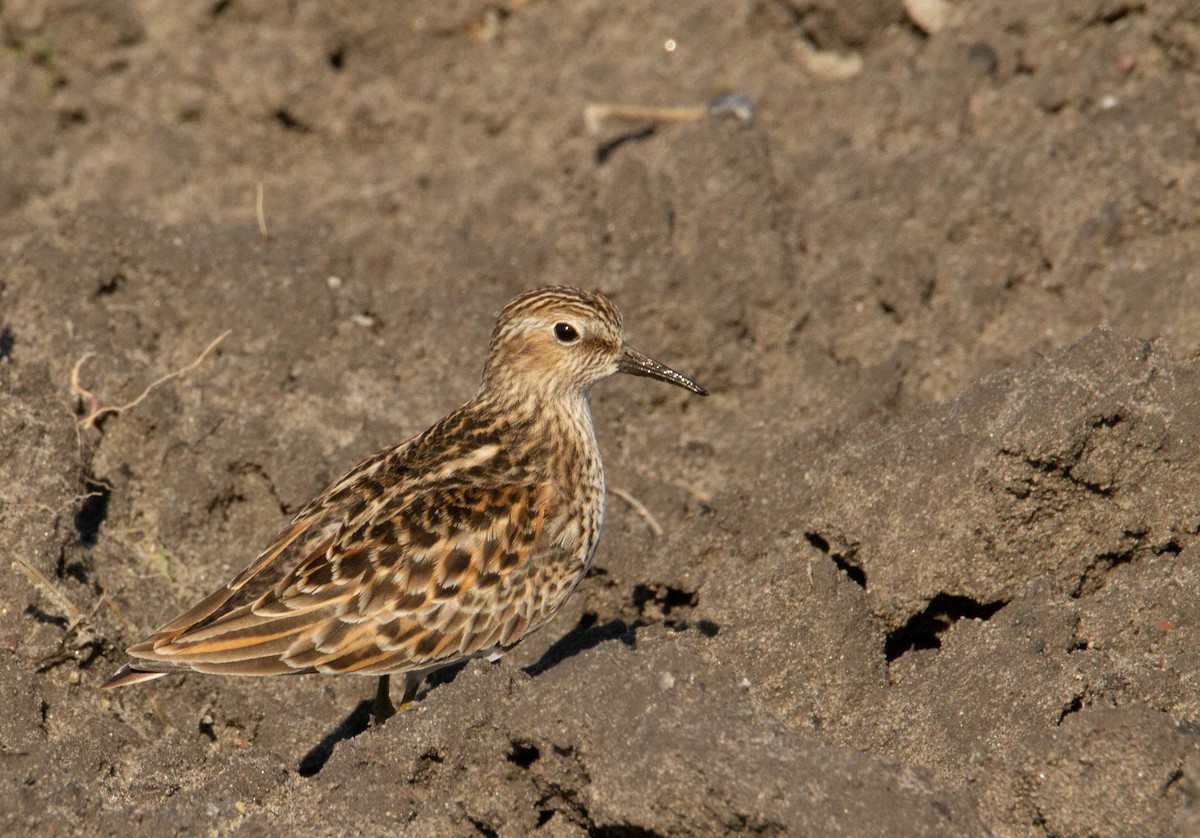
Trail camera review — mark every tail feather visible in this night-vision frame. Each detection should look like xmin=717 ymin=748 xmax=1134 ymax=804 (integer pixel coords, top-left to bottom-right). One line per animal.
xmin=101 ymin=664 xmax=173 ymax=690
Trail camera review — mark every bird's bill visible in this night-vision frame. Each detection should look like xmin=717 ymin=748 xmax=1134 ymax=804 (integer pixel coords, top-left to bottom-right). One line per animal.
xmin=617 ymin=346 xmax=708 ymax=395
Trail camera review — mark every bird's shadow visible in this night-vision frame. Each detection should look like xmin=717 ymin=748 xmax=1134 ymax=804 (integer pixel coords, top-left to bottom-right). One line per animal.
xmin=298 ymin=699 xmax=372 ymax=777
xmin=297 ymin=615 xmax=632 ymax=776
xmin=523 ymin=613 xmax=634 ymax=677
xmin=297 ymin=662 xmax=470 ymax=777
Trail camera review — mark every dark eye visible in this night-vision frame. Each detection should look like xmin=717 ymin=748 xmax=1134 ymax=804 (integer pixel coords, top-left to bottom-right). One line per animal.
xmin=553 ymin=322 xmax=580 ymax=343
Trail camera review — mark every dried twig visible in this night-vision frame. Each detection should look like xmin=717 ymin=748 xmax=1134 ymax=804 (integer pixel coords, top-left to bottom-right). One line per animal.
xmin=12 ymin=558 xmax=84 ymax=625
xmin=71 ymin=330 xmax=231 ymax=430
xmin=69 ymin=355 xmax=101 ymax=419
xmin=13 ymin=559 xmax=114 ymax=671
xmin=584 ymin=91 xmax=753 ymax=135
xmin=611 ymin=487 xmax=664 ymax=538
xmin=256 ymin=181 xmax=269 ymax=238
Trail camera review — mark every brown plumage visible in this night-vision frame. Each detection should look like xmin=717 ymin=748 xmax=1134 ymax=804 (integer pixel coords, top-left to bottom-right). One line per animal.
xmin=103 ymin=286 xmax=707 ymax=719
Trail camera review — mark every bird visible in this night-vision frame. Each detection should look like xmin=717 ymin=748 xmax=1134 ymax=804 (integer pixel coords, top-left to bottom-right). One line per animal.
xmin=103 ymin=286 xmax=707 ymax=721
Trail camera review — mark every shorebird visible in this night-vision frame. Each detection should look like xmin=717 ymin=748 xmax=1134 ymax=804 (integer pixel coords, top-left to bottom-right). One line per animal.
xmin=103 ymin=286 xmax=707 ymax=720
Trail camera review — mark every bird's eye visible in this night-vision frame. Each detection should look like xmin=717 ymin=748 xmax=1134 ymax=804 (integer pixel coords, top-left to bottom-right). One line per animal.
xmin=553 ymin=322 xmax=580 ymax=344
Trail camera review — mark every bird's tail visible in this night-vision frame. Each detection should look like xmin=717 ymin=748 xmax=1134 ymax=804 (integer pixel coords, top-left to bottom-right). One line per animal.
xmin=100 ymin=663 xmax=170 ymax=689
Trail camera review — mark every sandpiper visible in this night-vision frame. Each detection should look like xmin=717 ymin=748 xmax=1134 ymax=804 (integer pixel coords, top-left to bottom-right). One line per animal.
xmin=103 ymin=286 xmax=707 ymax=719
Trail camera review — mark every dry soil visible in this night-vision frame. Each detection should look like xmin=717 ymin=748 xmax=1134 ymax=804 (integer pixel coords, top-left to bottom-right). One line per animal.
xmin=3 ymin=1 xmax=1200 ymax=835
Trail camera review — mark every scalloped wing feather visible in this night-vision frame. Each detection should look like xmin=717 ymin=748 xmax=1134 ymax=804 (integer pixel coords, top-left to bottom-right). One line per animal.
xmin=117 ymin=480 xmax=550 ymax=679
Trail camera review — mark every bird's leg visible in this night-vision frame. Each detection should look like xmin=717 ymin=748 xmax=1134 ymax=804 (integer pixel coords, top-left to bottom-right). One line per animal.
xmin=400 ymin=670 xmax=422 ymax=707
xmin=370 ymin=671 xmax=424 ymax=725
xmin=371 ymin=674 xmax=395 ymax=724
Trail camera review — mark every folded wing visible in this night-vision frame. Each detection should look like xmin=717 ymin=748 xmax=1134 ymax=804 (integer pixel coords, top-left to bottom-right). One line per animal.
xmin=104 ymin=480 xmax=548 ymax=685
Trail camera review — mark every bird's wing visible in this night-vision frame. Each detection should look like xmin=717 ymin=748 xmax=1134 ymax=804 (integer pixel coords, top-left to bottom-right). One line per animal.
xmin=116 ymin=478 xmax=550 ymax=679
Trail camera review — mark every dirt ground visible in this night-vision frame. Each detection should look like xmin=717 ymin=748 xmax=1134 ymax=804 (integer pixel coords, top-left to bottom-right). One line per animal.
xmin=3 ymin=0 xmax=1200 ymax=834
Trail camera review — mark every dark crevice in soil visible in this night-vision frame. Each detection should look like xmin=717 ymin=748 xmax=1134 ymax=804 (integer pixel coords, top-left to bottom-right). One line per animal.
xmin=687 ymin=620 xmax=720 ymax=637
xmin=0 ymin=325 xmax=14 ymax=359
xmin=34 ymin=630 xmax=108 ymax=673
xmin=506 ymin=740 xmax=540 ymax=769
xmin=884 ymin=594 xmax=1007 ymax=662
xmin=272 ymin=108 xmax=311 ymax=133
xmin=1021 ymin=452 xmax=1114 ymax=496
xmin=96 ymin=271 xmax=124 ymax=297
xmin=534 ymin=787 xmax=590 ymax=829
xmin=1071 ymin=528 xmax=1167 ymax=598
xmin=898 ymin=13 xmax=929 ymax=42
xmin=57 ymin=108 xmax=88 ymax=129
xmin=629 ymin=583 xmax=718 ymax=637
xmin=1089 ymin=2 xmax=1144 ymax=27
xmin=206 ymin=488 xmax=246 ymax=520
xmin=632 ymin=584 xmax=696 ymax=617
xmin=327 ymin=46 xmax=345 ymax=70
xmin=198 ymin=716 xmax=217 ymax=742
xmin=1068 ymin=618 xmax=1090 ymax=653
xmin=230 ymin=460 xmax=292 ymax=516
xmin=74 ymin=476 xmax=111 ymax=547
xmin=1072 ymin=548 xmax=1135 ymax=598
xmin=1154 ymin=539 xmax=1182 ymax=556
xmin=595 ymin=127 xmax=655 ymax=165
xmin=804 ymin=531 xmax=831 ymax=552
xmin=1055 ymin=692 xmax=1085 ymax=725
xmin=468 ymin=817 xmax=498 ymax=837
xmin=526 ymin=748 xmax=593 ymax=830
xmin=589 ymin=826 xmax=666 ymax=838
xmin=769 ymin=0 xmax=870 ymax=53
xmin=966 ymin=42 xmax=999 ymax=75
xmin=830 ymin=554 xmax=866 ymax=588
xmin=1030 ymin=804 xmax=1051 ymax=835
xmin=1004 ymin=413 xmax=1127 ymax=498
xmin=805 ymin=531 xmax=867 ymax=588
xmin=877 ymin=298 xmax=900 ymax=322
xmin=410 ymin=748 xmax=445 ymax=786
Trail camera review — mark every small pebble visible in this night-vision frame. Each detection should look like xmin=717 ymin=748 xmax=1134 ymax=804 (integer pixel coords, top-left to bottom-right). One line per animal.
xmin=904 ymin=0 xmax=951 ymax=34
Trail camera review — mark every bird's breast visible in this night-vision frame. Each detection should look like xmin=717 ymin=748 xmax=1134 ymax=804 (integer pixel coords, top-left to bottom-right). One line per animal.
xmin=537 ymin=405 xmax=605 ymax=571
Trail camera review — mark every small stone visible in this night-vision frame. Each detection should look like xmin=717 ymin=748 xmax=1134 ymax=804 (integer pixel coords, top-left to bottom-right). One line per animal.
xmin=904 ymin=0 xmax=951 ymax=34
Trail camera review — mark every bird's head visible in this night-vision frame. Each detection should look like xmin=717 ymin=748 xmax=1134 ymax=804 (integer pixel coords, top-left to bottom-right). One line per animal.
xmin=481 ymin=286 xmax=707 ymax=401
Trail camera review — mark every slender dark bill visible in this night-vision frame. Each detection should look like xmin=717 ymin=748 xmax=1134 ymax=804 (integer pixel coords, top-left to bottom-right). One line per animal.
xmin=617 ymin=346 xmax=708 ymax=396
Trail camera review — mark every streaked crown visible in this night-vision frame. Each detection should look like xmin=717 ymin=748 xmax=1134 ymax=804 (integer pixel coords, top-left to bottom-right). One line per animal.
xmin=494 ymin=286 xmax=623 ymax=337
